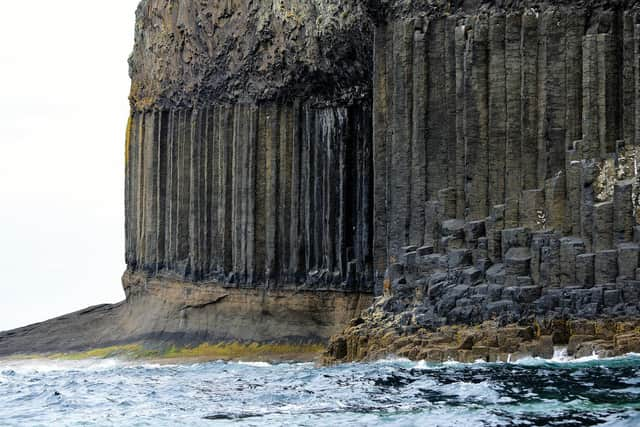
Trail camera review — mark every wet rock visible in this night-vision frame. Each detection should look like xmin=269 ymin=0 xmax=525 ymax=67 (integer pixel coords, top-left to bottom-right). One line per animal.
xmin=595 ymin=250 xmax=618 ymax=284
xmin=504 ymin=247 xmax=532 ymax=276
xmin=617 ymin=243 xmax=640 ymax=280
xmin=448 ymin=249 xmax=472 ymax=269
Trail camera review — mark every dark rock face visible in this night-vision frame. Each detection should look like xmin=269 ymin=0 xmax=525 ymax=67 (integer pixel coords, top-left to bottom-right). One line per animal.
xmin=2 ymin=0 xmax=377 ymax=355
xmin=128 ymin=0 xmax=372 ymax=107
xmin=125 ymin=0 xmax=375 ymax=292
xmin=327 ymin=0 xmax=640 ymax=363
xmin=125 ymin=103 xmax=374 ymax=290
xmin=5 ymin=0 xmax=640 ymax=358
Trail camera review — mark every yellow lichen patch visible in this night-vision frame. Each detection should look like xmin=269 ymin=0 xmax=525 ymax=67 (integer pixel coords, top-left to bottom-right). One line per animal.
xmin=13 ymin=342 xmax=325 ymax=364
xmin=125 ymin=114 xmax=133 ymax=165
xmin=161 ymin=342 xmax=325 ymax=361
xmin=48 ymin=344 xmax=154 ymax=361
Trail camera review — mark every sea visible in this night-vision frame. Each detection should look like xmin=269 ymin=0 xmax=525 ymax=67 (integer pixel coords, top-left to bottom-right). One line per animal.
xmin=1 ymin=351 xmax=640 ymax=426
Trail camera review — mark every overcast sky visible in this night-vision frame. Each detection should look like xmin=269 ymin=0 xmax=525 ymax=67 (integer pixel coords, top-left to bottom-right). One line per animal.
xmin=0 ymin=1 xmax=140 ymax=331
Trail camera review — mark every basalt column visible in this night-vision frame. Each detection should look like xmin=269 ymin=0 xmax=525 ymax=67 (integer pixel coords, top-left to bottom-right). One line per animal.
xmin=125 ymin=103 xmax=373 ymax=291
xmin=372 ymin=4 xmax=640 ymax=285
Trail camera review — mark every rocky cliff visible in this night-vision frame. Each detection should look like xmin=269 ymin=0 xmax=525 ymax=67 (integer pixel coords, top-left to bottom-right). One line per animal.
xmin=0 ymin=0 xmax=375 ymax=357
xmin=327 ymin=0 xmax=640 ymax=363
xmin=4 ymin=0 xmax=640 ymax=361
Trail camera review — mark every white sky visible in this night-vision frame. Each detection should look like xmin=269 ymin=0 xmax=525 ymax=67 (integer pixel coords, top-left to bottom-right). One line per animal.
xmin=0 ymin=1 xmax=140 ymax=331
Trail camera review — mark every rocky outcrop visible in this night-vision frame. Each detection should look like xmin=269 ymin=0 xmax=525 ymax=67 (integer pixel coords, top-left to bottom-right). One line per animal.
xmin=128 ymin=0 xmax=372 ymax=107
xmin=1 ymin=0 xmax=375 ymax=356
xmin=0 ymin=272 xmax=370 ymax=357
xmin=125 ymin=0 xmax=375 ymax=290
xmin=5 ymin=0 xmax=640 ymax=360
xmin=325 ymin=316 xmax=640 ymax=363
xmin=326 ymin=0 xmax=640 ymax=363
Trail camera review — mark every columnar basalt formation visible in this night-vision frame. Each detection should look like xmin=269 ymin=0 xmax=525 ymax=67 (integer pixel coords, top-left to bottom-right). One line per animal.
xmin=125 ymin=104 xmax=373 ymax=290
xmin=0 ymin=0 xmax=376 ymax=356
xmin=4 ymin=0 xmax=640 ymax=361
xmin=327 ymin=0 xmax=640 ymax=363
xmin=125 ymin=0 xmax=375 ymax=292
xmin=122 ymin=0 xmax=378 ymax=345
xmin=372 ymin=2 xmax=640 ymax=264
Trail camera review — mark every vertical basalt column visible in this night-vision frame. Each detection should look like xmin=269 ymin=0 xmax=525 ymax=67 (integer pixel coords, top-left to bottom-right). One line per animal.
xmin=538 ymin=9 xmax=567 ymax=186
xmin=279 ymin=105 xmax=293 ymax=282
xmin=389 ymin=19 xmax=413 ymax=257
xmin=231 ymin=104 xmax=248 ymax=281
xmin=143 ymin=111 xmax=158 ymax=271
xmin=488 ymin=13 xmax=506 ymax=210
xmin=410 ymin=21 xmax=427 ymax=246
xmin=354 ymin=104 xmax=373 ymax=286
xmin=593 ymin=201 xmax=614 ymax=252
xmin=198 ymin=110 xmax=209 ymax=278
xmin=565 ymin=12 xmax=585 ymax=234
xmin=464 ymin=15 xmax=489 ymax=220
xmin=614 ymin=179 xmax=635 ymax=244
xmin=135 ymin=113 xmax=145 ymax=269
xmin=219 ymin=107 xmax=233 ymax=274
xmin=302 ymin=105 xmax=315 ymax=272
xmin=265 ymin=104 xmax=280 ymax=281
xmin=445 ymin=16 xmax=458 ymax=208
xmin=125 ymin=114 xmax=136 ymax=267
xmin=156 ymin=110 xmax=169 ymax=271
xmin=427 ymin=18 xmax=448 ymax=201
xmin=504 ymin=12 xmax=522 ymax=226
xmin=338 ymin=109 xmax=350 ymax=277
xmin=455 ymin=24 xmax=466 ymax=218
xmin=163 ymin=110 xmax=172 ymax=272
xmin=566 ymin=159 xmax=583 ymax=236
xmin=583 ymin=34 xmax=600 ymax=159
xmin=373 ymin=23 xmax=390 ymax=274
xmin=636 ymin=23 xmax=640 ymax=147
xmin=289 ymin=101 xmax=303 ymax=280
xmin=255 ymin=106 xmax=268 ymax=279
xmin=565 ymin=12 xmax=585 ymax=152
xmin=312 ymin=109 xmax=324 ymax=271
xmin=176 ymin=110 xmax=191 ymax=271
xmin=521 ymin=10 xmax=539 ymax=190
xmin=246 ymin=105 xmax=258 ymax=282
xmin=204 ymin=108 xmax=217 ymax=275
xmin=580 ymin=161 xmax=596 ymax=252
xmin=597 ymin=33 xmax=619 ymax=157
xmin=189 ymin=109 xmax=203 ymax=278
xmin=321 ymin=108 xmax=336 ymax=274
xmin=208 ymin=107 xmax=220 ymax=272
xmin=623 ymin=12 xmax=636 ymax=146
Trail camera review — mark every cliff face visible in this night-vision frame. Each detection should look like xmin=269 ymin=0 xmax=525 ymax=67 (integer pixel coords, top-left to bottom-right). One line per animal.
xmin=125 ymin=0 xmax=374 ymax=291
xmin=128 ymin=0 xmax=372 ymax=107
xmin=328 ymin=0 xmax=640 ymax=363
xmin=0 ymin=0 xmax=375 ymax=357
xmin=121 ymin=1 xmax=377 ymax=347
xmin=4 ymin=0 xmax=640 ymax=360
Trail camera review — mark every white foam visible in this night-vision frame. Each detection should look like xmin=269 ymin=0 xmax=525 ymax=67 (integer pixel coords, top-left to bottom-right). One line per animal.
xmin=0 ymin=358 xmax=123 ymax=374
xmin=236 ymin=361 xmax=272 ymax=368
xmin=373 ymin=356 xmax=413 ymax=365
xmin=0 ymin=358 xmax=177 ymax=375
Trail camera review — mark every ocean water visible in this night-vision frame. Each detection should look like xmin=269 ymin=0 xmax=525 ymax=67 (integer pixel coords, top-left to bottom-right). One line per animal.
xmin=1 ymin=353 xmax=640 ymax=426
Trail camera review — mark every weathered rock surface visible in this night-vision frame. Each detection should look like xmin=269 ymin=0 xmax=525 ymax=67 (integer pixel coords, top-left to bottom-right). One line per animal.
xmin=327 ymin=0 xmax=640 ymax=363
xmin=6 ymin=0 xmax=640 ymax=360
xmin=129 ymin=0 xmax=372 ymax=107
xmin=324 ymin=314 xmax=640 ymax=363
xmin=0 ymin=272 xmax=371 ymax=357
xmin=2 ymin=0 xmax=375 ymax=357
